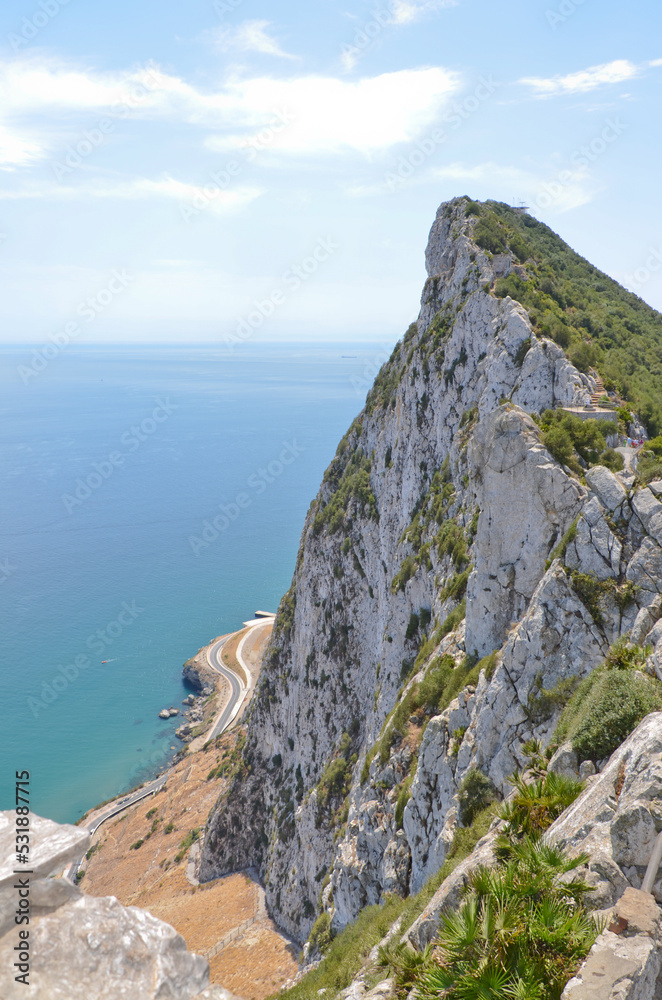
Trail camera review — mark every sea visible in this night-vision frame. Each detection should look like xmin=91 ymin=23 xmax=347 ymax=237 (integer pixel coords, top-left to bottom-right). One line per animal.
xmin=0 ymin=342 xmax=390 ymax=824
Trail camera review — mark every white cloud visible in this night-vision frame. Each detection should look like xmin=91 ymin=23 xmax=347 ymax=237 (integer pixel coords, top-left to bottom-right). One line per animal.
xmin=519 ymin=59 xmax=639 ymax=97
xmin=0 ymin=57 xmax=459 ymax=159
xmin=210 ymin=20 xmax=297 ymax=60
xmin=204 ymin=67 xmax=460 ymax=155
xmin=340 ymin=1 xmax=458 ymax=70
xmin=0 ymin=175 xmax=263 ymax=213
xmin=0 ymin=59 xmax=140 ymax=112
xmin=390 ymin=0 xmax=458 ymax=25
xmin=0 ymin=123 xmax=44 ymax=169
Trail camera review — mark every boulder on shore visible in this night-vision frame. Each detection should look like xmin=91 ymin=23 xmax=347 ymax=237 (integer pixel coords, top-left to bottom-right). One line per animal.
xmin=182 ymin=646 xmax=217 ymax=696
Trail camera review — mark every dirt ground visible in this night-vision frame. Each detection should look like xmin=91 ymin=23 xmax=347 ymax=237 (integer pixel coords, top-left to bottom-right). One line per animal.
xmin=81 ymin=624 xmax=298 ymax=999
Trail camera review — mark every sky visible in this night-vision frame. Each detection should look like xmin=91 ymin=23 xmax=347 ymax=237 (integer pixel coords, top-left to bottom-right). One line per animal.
xmin=1 ymin=0 xmax=661 ymax=345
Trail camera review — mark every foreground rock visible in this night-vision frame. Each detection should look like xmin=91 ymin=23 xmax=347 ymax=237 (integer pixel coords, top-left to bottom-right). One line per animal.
xmin=0 ymin=810 xmax=209 ymax=999
xmin=562 ymin=888 xmax=662 ymax=999
xmin=549 ymin=712 xmax=662 ymax=900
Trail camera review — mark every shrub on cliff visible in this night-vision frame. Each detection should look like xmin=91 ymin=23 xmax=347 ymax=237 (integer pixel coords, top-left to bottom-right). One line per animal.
xmin=308 ymin=912 xmax=332 ymax=955
xmin=637 ymin=442 xmax=662 ymax=484
xmin=174 ymin=828 xmax=200 ymax=863
xmin=554 ymin=666 xmax=661 ymax=764
xmin=498 ymin=770 xmax=584 ymax=844
xmin=457 ymin=769 xmax=497 ymax=826
xmin=599 ymin=447 xmax=624 ymax=471
xmin=537 ymin=408 xmax=618 ymax=474
xmin=553 ymin=641 xmax=661 ymax=763
xmin=417 ymin=838 xmax=596 ymax=1000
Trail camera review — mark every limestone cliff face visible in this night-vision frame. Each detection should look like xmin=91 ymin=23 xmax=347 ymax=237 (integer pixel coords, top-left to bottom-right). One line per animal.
xmin=199 ymin=197 xmax=661 ymax=944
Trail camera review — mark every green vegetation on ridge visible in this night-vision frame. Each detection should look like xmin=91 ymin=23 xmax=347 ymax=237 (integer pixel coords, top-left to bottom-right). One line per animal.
xmin=467 ymin=198 xmax=662 ymax=436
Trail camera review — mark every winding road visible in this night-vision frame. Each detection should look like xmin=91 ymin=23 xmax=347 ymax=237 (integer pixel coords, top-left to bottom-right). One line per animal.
xmin=64 ymin=775 xmax=168 ymax=882
xmin=206 ymin=635 xmax=247 ymax=740
xmin=64 ymin=621 xmax=271 ymax=882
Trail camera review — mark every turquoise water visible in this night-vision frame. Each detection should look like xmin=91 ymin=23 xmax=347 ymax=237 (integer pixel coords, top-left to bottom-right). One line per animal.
xmin=0 ymin=343 xmax=383 ymax=823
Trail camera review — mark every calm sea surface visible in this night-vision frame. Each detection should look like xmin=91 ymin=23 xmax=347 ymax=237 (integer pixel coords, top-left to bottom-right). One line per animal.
xmin=0 ymin=342 xmax=385 ymax=823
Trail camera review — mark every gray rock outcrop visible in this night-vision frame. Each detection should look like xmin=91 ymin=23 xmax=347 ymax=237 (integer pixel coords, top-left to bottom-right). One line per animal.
xmin=182 ymin=645 xmax=218 ymax=695
xmin=0 ymin=811 xmax=209 ymax=999
xmin=466 ymin=405 xmax=585 ymax=656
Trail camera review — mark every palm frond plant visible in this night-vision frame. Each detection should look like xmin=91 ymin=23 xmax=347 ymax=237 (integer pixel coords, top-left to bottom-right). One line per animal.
xmin=416 ymin=837 xmax=596 ymax=1000
xmin=376 ymin=940 xmax=436 ymax=998
xmin=415 ymin=745 xmax=594 ymax=1000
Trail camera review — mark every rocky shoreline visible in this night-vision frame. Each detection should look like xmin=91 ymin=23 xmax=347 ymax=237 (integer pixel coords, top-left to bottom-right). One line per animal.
xmin=158 ymin=691 xmax=208 ymax=743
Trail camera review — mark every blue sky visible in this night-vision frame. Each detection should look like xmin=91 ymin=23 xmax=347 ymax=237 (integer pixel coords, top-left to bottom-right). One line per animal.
xmin=1 ymin=0 xmax=661 ymax=344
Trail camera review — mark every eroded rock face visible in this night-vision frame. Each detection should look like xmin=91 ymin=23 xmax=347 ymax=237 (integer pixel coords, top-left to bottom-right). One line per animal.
xmin=466 ymin=406 xmax=585 ymax=657
xmin=329 ymin=470 xmax=662 ymax=931
xmin=0 ymin=811 xmax=209 ymax=1000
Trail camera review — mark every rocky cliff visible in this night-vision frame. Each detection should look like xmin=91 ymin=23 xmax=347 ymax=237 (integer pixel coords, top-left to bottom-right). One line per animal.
xmin=198 ymin=197 xmax=662 ymax=952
